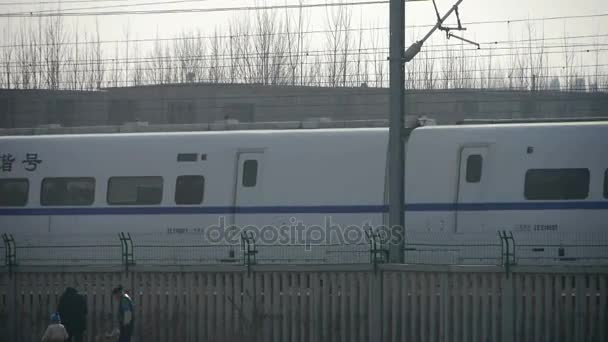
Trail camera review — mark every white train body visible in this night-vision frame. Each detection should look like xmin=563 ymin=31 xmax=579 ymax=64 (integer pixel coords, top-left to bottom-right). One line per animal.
xmin=0 ymin=121 xmax=607 ymax=262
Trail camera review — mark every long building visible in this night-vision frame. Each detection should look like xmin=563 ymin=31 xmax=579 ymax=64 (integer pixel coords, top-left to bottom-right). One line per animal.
xmin=1 ymin=83 xmax=607 ymax=132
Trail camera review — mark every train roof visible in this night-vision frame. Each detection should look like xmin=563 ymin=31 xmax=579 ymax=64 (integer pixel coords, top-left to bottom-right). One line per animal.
xmin=1 ymin=119 xmax=607 ymax=141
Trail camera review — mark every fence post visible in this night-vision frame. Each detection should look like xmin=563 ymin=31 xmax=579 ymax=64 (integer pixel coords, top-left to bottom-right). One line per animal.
xmin=440 ymin=273 xmax=449 ymax=342
xmin=2 ymin=234 xmax=16 ymax=276
xmin=119 ymin=232 xmax=134 ymax=272
xmin=574 ymin=274 xmax=586 ymax=341
xmin=369 ymin=268 xmax=382 ymax=342
xmin=241 ymin=232 xmax=257 ymax=275
xmin=501 ymin=273 xmax=516 ymax=342
xmin=241 ymin=268 xmax=256 ymax=340
xmin=499 ymin=231 xmax=516 ymax=278
xmin=7 ymin=272 xmax=17 ymax=341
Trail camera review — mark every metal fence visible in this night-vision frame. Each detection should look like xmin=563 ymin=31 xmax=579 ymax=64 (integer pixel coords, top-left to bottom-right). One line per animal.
xmin=1 ymin=264 xmax=607 ymax=342
xmin=2 ymin=231 xmax=608 ymax=268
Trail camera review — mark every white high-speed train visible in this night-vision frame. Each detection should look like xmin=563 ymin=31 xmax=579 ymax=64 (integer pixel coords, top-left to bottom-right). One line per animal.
xmin=0 ymin=120 xmax=607 ymax=259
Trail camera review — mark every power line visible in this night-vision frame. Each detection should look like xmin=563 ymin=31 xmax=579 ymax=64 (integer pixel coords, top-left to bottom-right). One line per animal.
xmin=0 ymin=15 xmax=606 ymax=49
xmin=1 ymin=28 xmax=607 ymax=50
xmin=11 ymin=0 xmax=218 ymax=14
xmin=3 ymin=43 xmax=606 ymax=69
xmin=0 ymin=0 xmax=131 ymax=6
xmin=0 ymin=0 xmax=606 ymax=23
xmin=0 ymin=1 xmax=389 ymax=17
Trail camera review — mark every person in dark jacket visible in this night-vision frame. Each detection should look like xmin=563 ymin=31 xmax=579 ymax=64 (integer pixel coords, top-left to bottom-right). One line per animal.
xmin=57 ymin=287 xmax=87 ymax=342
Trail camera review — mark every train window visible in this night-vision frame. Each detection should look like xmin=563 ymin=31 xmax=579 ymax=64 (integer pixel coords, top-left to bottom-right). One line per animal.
xmin=242 ymin=160 xmax=258 ymax=187
xmin=107 ymin=177 xmax=163 ymax=205
xmin=175 ymin=176 xmax=205 ymax=205
xmin=41 ymin=178 xmax=95 ymax=206
xmin=524 ymin=169 xmax=589 ymax=200
xmin=466 ymin=155 xmax=483 ymax=183
xmin=0 ymin=179 xmax=29 ymax=206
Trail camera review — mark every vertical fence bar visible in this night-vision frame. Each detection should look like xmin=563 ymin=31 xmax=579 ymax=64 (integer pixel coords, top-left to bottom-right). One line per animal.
xmin=440 ymin=273 xmax=448 ymax=342
xmin=599 ymin=275 xmax=607 ymax=342
xmin=553 ymin=274 xmax=562 ymax=342
xmin=390 ymin=273 xmax=399 ymax=342
xmin=534 ymin=274 xmax=543 ymax=342
xmin=340 ymin=272 xmax=347 ymax=342
xmin=381 ymin=272 xmax=390 ymax=342
xmin=420 ymin=272 xmax=428 ymax=342
xmin=574 ymin=274 xmax=586 ymax=342
xmin=564 ymin=275 xmax=574 ymax=342
xmin=502 ymin=273 xmax=515 ymax=342
xmin=543 ymin=274 xmax=552 ymax=342
xmin=369 ymin=270 xmax=382 ymax=342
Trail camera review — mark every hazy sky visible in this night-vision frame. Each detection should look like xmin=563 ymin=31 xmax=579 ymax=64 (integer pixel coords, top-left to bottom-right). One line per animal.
xmin=0 ymin=0 xmax=607 ymax=87
xmin=1 ymin=0 xmax=607 ymax=45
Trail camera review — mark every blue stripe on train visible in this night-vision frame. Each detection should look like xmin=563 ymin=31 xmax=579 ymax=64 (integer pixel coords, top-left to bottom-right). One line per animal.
xmin=0 ymin=201 xmax=607 ymax=216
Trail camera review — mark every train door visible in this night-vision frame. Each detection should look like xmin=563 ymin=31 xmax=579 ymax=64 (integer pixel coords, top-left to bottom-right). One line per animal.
xmin=455 ymin=146 xmax=488 ymax=232
xmin=233 ymin=151 xmax=265 ymax=230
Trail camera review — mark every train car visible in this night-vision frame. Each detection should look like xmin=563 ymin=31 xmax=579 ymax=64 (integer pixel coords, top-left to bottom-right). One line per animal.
xmin=404 ymin=121 xmax=608 ymax=234
xmin=0 ymin=121 xmax=607 ymax=261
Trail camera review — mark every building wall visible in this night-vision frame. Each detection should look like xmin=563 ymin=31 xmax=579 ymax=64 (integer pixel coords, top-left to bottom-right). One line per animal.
xmin=1 ymin=84 xmax=607 ymax=129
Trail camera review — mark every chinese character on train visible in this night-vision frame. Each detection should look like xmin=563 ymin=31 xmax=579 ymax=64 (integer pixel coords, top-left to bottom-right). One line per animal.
xmin=1 ymin=153 xmax=16 ymax=172
xmin=22 ymin=153 xmax=42 ymax=171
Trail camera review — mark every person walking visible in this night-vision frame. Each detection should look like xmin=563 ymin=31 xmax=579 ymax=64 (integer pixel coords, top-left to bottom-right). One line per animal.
xmin=112 ymin=285 xmax=134 ymax=342
xmin=41 ymin=312 xmax=69 ymax=342
xmin=57 ymin=287 xmax=87 ymax=342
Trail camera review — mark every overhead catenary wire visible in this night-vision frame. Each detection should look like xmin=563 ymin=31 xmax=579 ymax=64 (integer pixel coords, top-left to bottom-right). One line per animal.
xmin=1 ymin=44 xmax=606 ymax=69
xmin=0 ymin=0 xmax=131 ymax=5
xmin=1 ymin=28 xmax=607 ymax=50
xmin=9 ymin=0 xmax=220 ymax=14
xmin=0 ymin=0 xmax=606 ymax=21
xmin=1 ymin=1 xmax=391 ymax=17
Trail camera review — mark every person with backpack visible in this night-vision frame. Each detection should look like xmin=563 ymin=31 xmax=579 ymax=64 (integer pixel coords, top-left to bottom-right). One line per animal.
xmin=112 ymin=285 xmax=134 ymax=342
xmin=57 ymin=287 xmax=87 ymax=342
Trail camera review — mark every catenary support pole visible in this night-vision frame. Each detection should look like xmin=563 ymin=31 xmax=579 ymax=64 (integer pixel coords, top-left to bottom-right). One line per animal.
xmin=388 ymin=0 xmax=406 ymax=263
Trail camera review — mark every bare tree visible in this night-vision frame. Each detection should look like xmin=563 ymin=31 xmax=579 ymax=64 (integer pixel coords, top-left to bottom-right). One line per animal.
xmin=1 ymin=22 xmax=15 ymax=88
xmin=324 ymin=0 xmax=352 ymax=87
xmin=441 ymin=40 xmax=456 ymax=89
xmin=146 ymin=29 xmax=166 ymax=85
xmin=368 ymin=25 xmax=386 ymax=87
xmin=88 ymin=19 xmax=105 ymax=90
xmin=174 ymin=29 xmax=207 ymax=83
xmin=482 ymin=46 xmax=497 ymax=89
xmin=43 ymin=15 xmax=66 ymax=89
xmin=208 ymin=29 xmax=225 ymax=83
xmin=4 ymin=3 xmax=603 ymax=94
xmin=252 ymin=8 xmax=286 ymax=85
xmin=109 ymin=41 xmax=121 ymax=87
xmin=351 ymin=14 xmax=368 ymax=87
xmin=422 ymin=49 xmax=437 ymax=90
xmin=131 ymin=40 xmax=143 ymax=86
xmin=123 ymin=23 xmax=130 ymax=87
xmin=561 ymin=26 xmax=576 ymax=90
xmin=17 ymin=21 xmax=34 ymax=89
xmin=284 ymin=1 xmax=309 ymax=85
xmin=325 ymin=0 xmax=352 ymax=87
